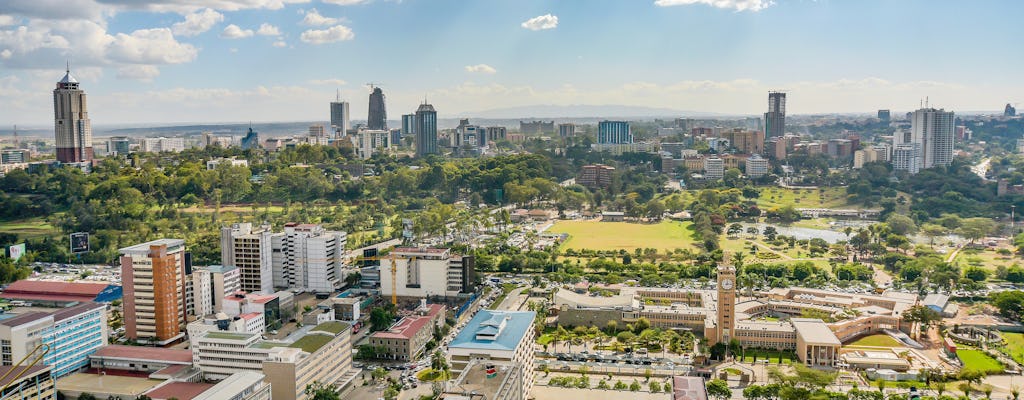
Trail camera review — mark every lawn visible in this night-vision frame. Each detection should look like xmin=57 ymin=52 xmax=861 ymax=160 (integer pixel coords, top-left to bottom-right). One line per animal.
xmin=739 ymin=349 xmax=796 ymax=364
xmin=956 ymin=349 xmax=1004 ymax=374
xmin=999 ymin=332 xmax=1024 ymax=364
xmin=416 ymin=368 xmax=450 ymax=382
xmin=756 ymin=187 xmax=853 ymax=209
xmin=0 ymin=218 xmax=57 ymax=238
xmin=548 ymin=220 xmax=697 ymax=251
xmin=954 ymin=247 xmax=1021 ymax=273
xmin=846 ymin=334 xmax=901 ymax=348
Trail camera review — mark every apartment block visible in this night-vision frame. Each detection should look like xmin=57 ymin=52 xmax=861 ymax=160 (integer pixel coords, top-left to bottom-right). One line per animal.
xmin=368 ymin=303 xmax=445 ymax=361
xmin=270 ymin=223 xmax=347 ymax=293
xmin=221 ymin=223 xmax=275 ymax=294
xmin=192 ymin=265 xmax=242 ymax=317
xmin=119 ymin=239 xmax=190 ymax=344
xmin=576 ymin=164 xmax=615 ymax=189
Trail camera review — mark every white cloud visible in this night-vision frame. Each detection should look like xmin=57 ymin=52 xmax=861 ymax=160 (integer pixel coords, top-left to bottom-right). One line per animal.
xmin=0 ymin=16 xmax=19 ymax=26
xmin=321 ymin=0 xmax=369 ymax=5
xmin=464 ymin=64 xmax=496 ymax=74
xmin=171 ymin=8 xmax=224 ymax=37
xmin=256 ymin=23 xmax=280 ymax=36
xmin=0 ymin=0 xmax=107 ymax=21
xmin=308 ymin=78 xmax=346 ymax=85
xmin=0 ymin=50 xmax=11 ymax=59
xmin=272 ymin=40 xmax=287 ymax=47
xmin=0 ymin=25 xmax=71 ymax=53
xmin=93 ymin=0 xmax=311 ymax=13
xmin=220 ymin=24 xmax=254 ymax=39
xmin=116 ymin=64 xmax=159 ymax=81
xmin=521 ymin=14 xmax=558 ymax=31
xmin=300 ymin=25 xmax=353 ymax=44
xmin=301 ymin=8 xmax=337 ymax=26
xmin=654 ymin=0 xmax=773 ymax=12
xmin=108 ymin=28 xmax=198 ymax=64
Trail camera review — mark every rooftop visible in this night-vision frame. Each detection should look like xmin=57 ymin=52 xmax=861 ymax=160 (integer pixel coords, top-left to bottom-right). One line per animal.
xmin=311 ymin=321 xmax=350 ymax=335
xmin=3 ymin=280 xmax=111 ymax=298
xmin=203 ymin=331 xmax=256 ymax=340
xmin=450 ymin=310 xmax=534 ymax=352
xmin=440 ymin=360 xmax=518 ymax=400
xmin=119 ymin=239 xmax=185 ymax=254
xmin=198 ymin=265 xmax=237 ymax=274
xmin=289 ymin=332 xmax=333 ymax=353
xmin=145 ymin=382 xmax=215 ymax=400
xmin=0 ymin=365 xmax=49 ymax=388
xmin=57 ymin=372 xmax=162 ymax=397
xmin=92 ymin=345 xmax=194 ymax=364
xmin=791 ymin=318 xmax=842 ymax=346
xmin=672 ymin=376 xmax=708 ymax=400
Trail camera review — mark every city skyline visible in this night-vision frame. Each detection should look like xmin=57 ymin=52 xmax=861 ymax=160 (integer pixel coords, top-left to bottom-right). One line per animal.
xmin=1 ymin=1 xmax=1023 ymax=125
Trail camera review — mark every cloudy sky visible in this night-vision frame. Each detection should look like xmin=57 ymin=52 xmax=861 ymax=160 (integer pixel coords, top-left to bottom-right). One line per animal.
xmin=0 ymin=0 xmax=1022 ymax=125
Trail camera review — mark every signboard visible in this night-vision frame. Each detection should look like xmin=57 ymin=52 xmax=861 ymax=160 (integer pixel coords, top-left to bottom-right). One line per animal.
xmin=70 ymin=232 xmax=90 ymax=254
xmin=7 ymin=243 xmax=25 ymax=261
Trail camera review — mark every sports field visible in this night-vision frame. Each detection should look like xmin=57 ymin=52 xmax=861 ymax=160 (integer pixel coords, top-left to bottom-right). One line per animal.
xmin=0 ymin=218 xmax=56 ymax=238
xmin=846 ymin=334 xmax=901 ymax=348
xmin=548 ymin=220 xmax=697 ymax=251
xmin=956 ymin=349 xmax=1004 ymax=374
xmin=756 ymin=187 xmax=852 ymax=209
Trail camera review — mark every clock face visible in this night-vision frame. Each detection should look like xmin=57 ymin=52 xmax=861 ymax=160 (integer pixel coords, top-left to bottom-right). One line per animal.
xmin=721 ymin=278 xmax=734 ymax=290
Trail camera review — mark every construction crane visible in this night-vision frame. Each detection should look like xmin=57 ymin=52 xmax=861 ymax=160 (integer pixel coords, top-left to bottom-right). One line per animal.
xmin=366 ymin=82 xmax=383 ymax=91
xmin=0 ymin=343 xmax=49 ymax=398
xmin=354 ymin=252 xmax=417 ymax=306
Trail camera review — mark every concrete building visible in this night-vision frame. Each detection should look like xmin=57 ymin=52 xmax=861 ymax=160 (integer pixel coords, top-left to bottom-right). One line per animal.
xmin=485 ymin=126 xmax=507 ymax=144
xmin=1 ymin=149 xmax=30 ymax=164
xmin=597 ymin=121 xmax=633 ymax=144
xmin=439 ymin=360 xmax=526 ymax=400
xmin=53 ymin=67 xmax=94 ymax=163
xmin=206 ymin=157 xmax=249 ymax=170
xmin=192 ymin=371 xmax=271 ymax=400
xmin=192 ymin=265 xmax=242 ymax=317
xmin=367 ymin=87 xmax=387 ymax=130
xmin=0 ymin=280 xmax=121 ymax=306
xmin=0 ymin=302 xmax=107 ymax=378
xmin=892 ymin=144 xmax=921 ymax=175
xmin=911 ymin=108 xmax=955 ymax=169
xmin=0 ymin=365 xmax=55 ymax=400
xmin=745 ymin=154 xmax=769 ymax=178
xmin=792 ymin=318 xmax=842 ymax=367
xmin=448 ymin=310 xmax=536 ymax=398
xmin=221 ymin=223 xmax=275 ymax=294
xmin=270 ymin=223 xmax=347 ymax=293
xmin=379 ymin=248 xmax=476 ymax=301
xmin=222 ymin=291 xmax=284 ymax=332
xmin=357 ymin=129 xmax=390 ymax=159
xmin=703 ymin=156 xmax=724 ymax=180
xmin=142 ymin=137 xmax=186 ymax=153
xmin=878 ymin=109 xmax=891 ymax=122
xmin=367 ymin=302 xmax=445 ymax=361
xmin=414 ymin=103 xmax=438 ymax=157
xmin=764 ymin=91 xmax=786 ymax=137
xmin=330 ymin=93 xmax=350 ymax=136
xmin=721 ymin=128 xmax=765 ymax=155
xmin=89 ymin=345 xmax=193 ymax=373
xmin=576 ymin=164 xmax=615 ymax=189
xmin=119 ymin=239 xmax=190 ymax=344
xmin=519 ymin=121 xmax=554 ymax=134
xmin=853 ymin=147 xmax=883 ymax=169
xmin=557 ymin=123 xmax=576 ymax=137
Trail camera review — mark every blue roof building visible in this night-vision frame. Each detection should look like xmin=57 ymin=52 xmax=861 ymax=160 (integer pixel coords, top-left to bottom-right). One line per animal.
xmin=448 ymin=310 xmax=536 ymax=399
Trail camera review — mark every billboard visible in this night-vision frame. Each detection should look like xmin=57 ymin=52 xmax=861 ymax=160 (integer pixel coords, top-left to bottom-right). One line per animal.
xmin=70 ymin=232 xmax=90 ymax=254
xmin=7 ymin=243 xmax=25 ymax=261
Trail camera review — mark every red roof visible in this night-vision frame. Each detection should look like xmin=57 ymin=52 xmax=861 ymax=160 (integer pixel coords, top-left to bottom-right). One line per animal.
xmin=370 ymin=304 xmax=445 ymax=340
xmin=1 ymin=280 xmax=109 ymax=302
xmin=91 ymin=345 xmax=193 ymax=364
xmin=239 ymin=312 xmax=262 ymax=320
xmin=146 ymin=382 xmax=215 ymax=400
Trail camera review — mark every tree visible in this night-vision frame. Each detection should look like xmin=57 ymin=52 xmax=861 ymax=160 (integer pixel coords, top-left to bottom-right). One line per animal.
xmin=649 ymin=381 xmax=662 ymax=393
xmin=958 ymin=217 xmax=997 ymax=243
xmin=921 ymin=223 xmax=947 ymax=246
xmin=78 ymin=394 xmax=98 ymax=400
xmin=305 ymin=382 xmax=341 ymax=400
xmin=964 ymin=266 xmax=989 ymax=282
xmin=728 ymin=223 xmax=743 ymax=237
xmin=370 ymin=306 xmax=396 ymax=332
xmin=431 ymin=350 xmax=449 ymax=376
xmin=902 ymin=305 xmax=942 ymax=329
xmin=763 ymin=226 xmax=778 ymax=241
xmin=706 ymin=379 xmax=731 ymax=400
xmin=886 ymin=214 xmax=918 ymax=236
xmin=991 ymin=290 xmax=1024 ymax=319
xmin=629 ymin=379 xmax=641 ymax=391
xmin=383 ymin=386 xmax=399 ymax=400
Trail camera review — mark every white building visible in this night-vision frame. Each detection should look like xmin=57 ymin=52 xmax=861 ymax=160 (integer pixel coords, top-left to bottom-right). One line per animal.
xmin=448 ymin=310 xmax=536 ymax=399
xmin=192 ymin=265 xmax=242 ymax=317
xmin=704 ymin=156 xmax=724 ymax=179
xmin=0 ymin=302 xmax=108 ymax=378
xmin=892 ymin=144 xmax=921 ymax=175
xmin=206 ymin=157 xmax=249 ymax=170
xmin=357 ymin=129 xmax=390 ymax=159
xmin=142 ymin=137 xmax=186 ymax=153
xmin=221 ymin=223 xmax=275 ymax=294
xmin=911 ymin=108 xmax=955 ymax=169
xmin=193 ymin=371 xmax=272 ymax=400
xmin=379 ymin=248 xmax=476 ymax=301
xmin=745 ymin=154 xmax=769 ymax=178
xmin=270 ymin=223 xmax=347 ymax=293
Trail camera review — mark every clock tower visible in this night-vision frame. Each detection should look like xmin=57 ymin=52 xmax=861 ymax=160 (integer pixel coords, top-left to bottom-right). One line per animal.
xmin=716 ymin=263 xmax=737 ymax=346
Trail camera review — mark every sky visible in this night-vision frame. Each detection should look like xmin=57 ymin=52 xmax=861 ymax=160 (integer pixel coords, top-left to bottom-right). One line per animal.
xmin=0 ymin=0 xmax=1022 ymax=125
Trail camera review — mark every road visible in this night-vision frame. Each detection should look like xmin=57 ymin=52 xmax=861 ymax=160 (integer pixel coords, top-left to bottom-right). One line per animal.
xmin=972 ymin=157 xmax=991 ymax=180
xmin=494 ymin=286 xmax=529 ymax=311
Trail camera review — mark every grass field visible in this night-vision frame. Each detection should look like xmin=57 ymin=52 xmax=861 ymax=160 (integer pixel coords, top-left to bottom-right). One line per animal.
xmin=1000 ymin=333 xmax=1024 ymax=364
xmin=846 ymin=334 xmax=901 ymax=348
xmin=756 ymin=187 xmax=852 ymax=209
xmin=0 ymin=218 xmax=57 ymax=238
xmin=956 ymin=349 xmax=1004 ymax=373
xmin=954 ymin=247 xmax=1021 ymax=272
xmin=548 ymin=220 xmax=697 ymax=251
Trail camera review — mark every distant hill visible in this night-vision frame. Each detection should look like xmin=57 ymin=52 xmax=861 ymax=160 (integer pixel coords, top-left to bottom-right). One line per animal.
xmin=466 ymin=104 xmax=727 ymax=119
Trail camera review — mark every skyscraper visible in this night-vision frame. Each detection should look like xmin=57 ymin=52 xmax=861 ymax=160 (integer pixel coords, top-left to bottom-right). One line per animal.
xmin=221 ymin=223 xmax=274 ymax=294
xmin=53 ymin=66 xmax=94 ymax=163
xmin=414 ymin=103 xmax=438 ymax=158
xmin=911 ymin=107 xmax=955 ymax=169
xmin=764 ymin=91 xmax=786 ymax=138
xmin=597 ymin=121 xmax=632 ymax=144
xmin=877 ymin=109 xmax=891 ymax=122
xmin=367 ymin=86 xmax=387 ymax=130
xmin=401 ymin=114 xmax=416 ymax=139
xmin=240 ymin=127 xmax=259 ymax=150
xmin=330 ymin=91 xmax=350 ymax=136
xmin=119 ymin=239 xmax=190 ymax=344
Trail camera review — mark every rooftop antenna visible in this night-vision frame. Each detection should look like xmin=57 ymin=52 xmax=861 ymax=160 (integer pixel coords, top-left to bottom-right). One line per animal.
xmin=13 ymin=124 xmax=18 ymax=148
xmin=335 ymin=88 xmax=341 ymax=102
xmin=926 ymin=96 xmax=929 ymax=108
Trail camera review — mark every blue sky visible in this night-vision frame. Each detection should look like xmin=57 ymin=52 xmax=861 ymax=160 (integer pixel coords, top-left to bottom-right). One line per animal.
xmin=0 ymin=0 xmax=1022 ymax=125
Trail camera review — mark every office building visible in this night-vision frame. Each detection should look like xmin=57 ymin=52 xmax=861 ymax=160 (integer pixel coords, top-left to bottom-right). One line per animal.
xmin=191 ymin=371 xmax=272 ymax=400
xmin=764 ymin=91 xmax=786 ymax=137
xmin=221 ymin=223 xmax=275 ymax=294
xmin=53 ymin=67 xmax=94 ymax=163
xmin=558 ymin=123 xmax=576 ymax=137
xmin=597 ymin=120 xmax=633 ymax=144
xmin=240 ymin=127 xmax=260 ymax=150
xmin=330 ymin=94 xmax=350 ymax=136
xmin=206 ymin=157 xmax=249 ymax=170
xmin=745 ymin=154 xmax=769 ymax=178
xmin=485 ymin=126 xmax=507 ymax=144
xmin=367 ymin=86 xmax=387 ymax=130
xmin=892 ymin=144 xmax=921 ymax=174
xmin=357 ymin=129 xmax=390 ymax=159
xmin=826 ymin=139 xmax=854 ymax=159
xmin=401 ymin=113 xmax=416 ymax=140
xmin=703 ymin=156 xmax=724 ymax=180
xmin=142 ymin=137 xmax=186 ymax=153
xmin=108 ymin=136 xmax=131 ymax=155
xmin=414 ymin=103 xmax=438 ymax=157
xmin=721 ymin=128 xmax=765 ymax=155
xmin=0 ymin=365 xmax=55 ymax=400
xmin=379 ymin=248 xmax=476 ymax=301
xmin=0 ymin=302 xmax=107 ymax=378
xmin=853 ymin=147 xmax=883 ymax=169
xmin=576 ymin=164 xmax=615 ymax=189
xmin=448 ymin=310 xmax=536 ymax=398
xmin=119 ymin=239 xmax=190 ymax=344
xmin=192 ymin=265 xmax=242 ymax=317
xmin=1007 ymin=104 xmax=1018 ymax=117
xmin=878 ymin=109 xmax=891 ymax=122
xmin=519 ymin=121 xmax=554 ymax=134
xmin=368 ymin=302 xmax=445 ymax=361
xmin=270 ymin=223 xmax=347 ymax=293
xmin=1 ymin=149 xmax=30 ymax=164
xmin=908 ymin=108 xmax=955 ymax=169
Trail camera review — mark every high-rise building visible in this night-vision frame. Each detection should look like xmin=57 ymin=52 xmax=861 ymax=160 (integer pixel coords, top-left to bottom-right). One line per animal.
xmin=414 ymin=103 xmax=438 ymax=158
xmin=119 ymin=239 xmax=190 ymax=344
xmin=53 ymin=66 xmax=94 ymax=163
xmin=108 ymin=136 xmax=131 ymax=155
xmin=877 ymin=109 xmax=891 ymax=122
xmin=367 ymin=87 xmax=387 ymax=130
xmin=0 ymin=302 xmax=107 ymax=378
xmin=519 ymin=121 xmax=554 ymax=134
xmin=745 ymin=154 xmax=769 ymax=178
xmin=721 ymin=128 xmax=765 ymax=155
xmin=240 ymin=127 xmax=259 ymax=150
xmin=401 ymin=113 xmax=416 ymax=139
xmin=357 ymin=129 xmax=390 ymax=159
xmin=448 ymin=310 xmax=536 ymax=398
xmin=576 ymin=164 xmax=615 ymax=189
xmin=1 ymin=149 xmax=30 ymax=164
xmin=191 ymin=265 xmax=242 ymax=317
xmin=142 ymin=137 xmax=186 ymax=153
xmin=910 ymin=108 xmax=955 ymax=169
xmin=378 ymin=248 xmax=476 ymax=301
xmin=485 ymin=126 xmax=507 ymax=144
xmin=1006 ymin=103 xmax=1017 ymax=117
xmin=270 ymin=223 xmax=347 ymax=294
xmin=703 ymin=156 xmax=724 ymax=180
xmin=221 ymin=223 xmax=275 ymax=294
xmin=558 ymin=123 xmax=576 ymax=137
xmin=764 ymin=91 xmax=786 ymax=137
xmin=330 ymin=92 xmax=350 ymax=136
xmin=892 ymin=144 xmax=921 ymax=174
xmin=597 ymin=121 xmax=632 ymax=144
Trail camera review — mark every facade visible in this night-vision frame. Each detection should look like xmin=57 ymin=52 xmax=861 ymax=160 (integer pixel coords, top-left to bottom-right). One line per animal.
xmin=401 ymin=113 xmax=416 ymax=139
xmin=192 ymin=265 xmax=242 ymax=317
xmin=576 ymin=164 xmax=615 ymax=189
xmin=1 ymin=149 xmax=30 ymax=164
xmin=519 ymin=121 xmax=554 ymax=134
xmin=206 ymin=157 xmax=249 ymax=170
xmin=892 ymin=144 xmax=921 ymax=174
xmin=240 ymin=127 xmax=260 ymax=150
xmin=703 ymin=156 xmax=724 ymax=180
xmin=0 ymin=302 xmax=107 ymax=378
xmin=878 ymin=109 xmax=891 ymax=122
xmin=53 ymin=68 xmax=94 ymax=163
xmin=0 ymin=365 xmax=55 ymax=400
xmin=448 ymin=310 xmax=535 ymax=398
xmin=89 ymin=345 xmax=193 ymax=373
xmin=764 ymin=91 xmax=786 ymax=137
xmin=721 ymin=128 xmax=765 ymax=154
xmin=597 ymin=121 xmax=633 ymax=144
xmin=142 ymin=137 xmax=186 ymax=153
xmin=270 ymin=223 xmax=347 ymax=293
xmin=108 ymin=136 xmax=131 ymax=155
xmin=119 ymin=239 xmax=190 ymax=344
xmin=557 ymin=123 xmax=576 ymax=137
xmin=414 ymin=103 xmax=438 ymax=157
xmin=910 ymin=108 xmax=955 ymax=169
xmin=853 ymin=147 xmax=883 ymax=169
xmin=485 ymin=126 xmax=507 ymax=144
xmin=745 ymin=154 xmax=769 ymax=178
xmin=263 ymin=322 xmax=354 ymax=400
xmin=439 ymin=360 xmax=525 ymax=400
xmin=368 ymin=303 xmax=445 ymax=361
xmin=357 ymin=129 xmax=390 ymax=159
xmin=367 ymin=87 xmax=387 ymax=130
xmin=221 ymin=223 xmax=275 ymax=294
xmin=330 ymin=96 xmax=351 ymax=136
xmin=192 ymin=371 xmax=272 ymax=400
xmin=380 ymin=248 xmax=475 ymax=300
xmin=792 ymin=318 xmax=841 ymax=367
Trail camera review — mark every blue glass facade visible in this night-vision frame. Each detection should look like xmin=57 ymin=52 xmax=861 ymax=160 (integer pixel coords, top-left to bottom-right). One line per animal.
xmin=597 ymin=121 xmax=633 ymax=144
xmin=40 ymin=305 xmax=106 ymax=378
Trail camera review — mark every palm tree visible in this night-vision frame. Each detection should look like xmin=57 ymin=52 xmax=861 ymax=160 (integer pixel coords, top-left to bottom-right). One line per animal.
xmin=933 ymin=381 xmax=946 ymax=398
xmin=876 ymin=380 xmax=886 ymax=397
